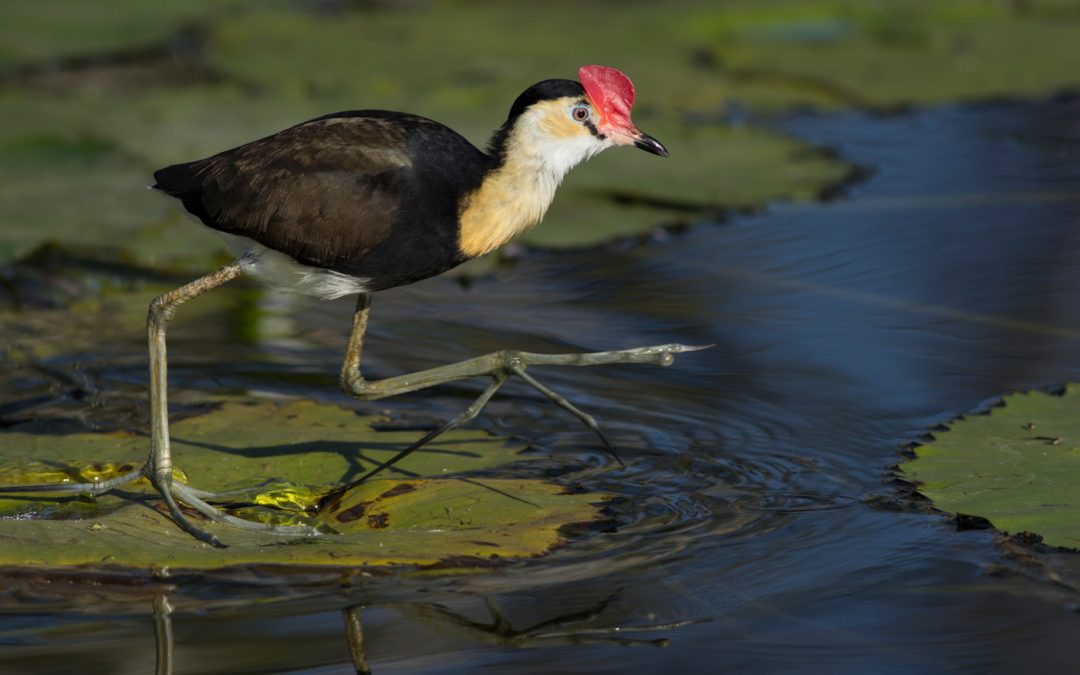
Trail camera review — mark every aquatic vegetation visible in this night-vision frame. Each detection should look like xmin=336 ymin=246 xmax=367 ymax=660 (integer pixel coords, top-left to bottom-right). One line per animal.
xmin=0 ymin=400 xmax=610 ymax=569
xmin=903 ymin=386 xmax=1080 ymax=550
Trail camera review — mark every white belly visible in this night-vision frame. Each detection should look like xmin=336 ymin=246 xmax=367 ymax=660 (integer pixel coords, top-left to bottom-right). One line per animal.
xmin=220 ymin=233 xmax=371 ymax=300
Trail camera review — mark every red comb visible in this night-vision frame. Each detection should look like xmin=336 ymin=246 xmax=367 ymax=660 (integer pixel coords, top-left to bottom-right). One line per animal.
xmin=578 ymin=65 xmax=635 ymax=127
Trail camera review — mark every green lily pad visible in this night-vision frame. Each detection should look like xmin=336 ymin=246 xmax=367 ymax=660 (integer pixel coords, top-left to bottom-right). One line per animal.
xmin=0 ymin=400 xmax=612 ymax=569
xmin=0 ymin=0 xmax=263 ymax=67
xmin=902 ymin=386 xmax=1080 ymax=550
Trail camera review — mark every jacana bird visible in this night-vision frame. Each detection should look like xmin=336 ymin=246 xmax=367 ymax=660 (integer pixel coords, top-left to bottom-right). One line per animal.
xmin=2 ymin=65 xmax=704 ymax=546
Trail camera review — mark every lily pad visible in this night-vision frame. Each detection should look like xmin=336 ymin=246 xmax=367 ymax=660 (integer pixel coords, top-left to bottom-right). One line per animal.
xmin=0 ymin=0 xmax=262 ymax=68
xmin=902 ymin=386 xmax=1080 ymax=550
xmin=0 ymin=400 xmax=612 ymax=569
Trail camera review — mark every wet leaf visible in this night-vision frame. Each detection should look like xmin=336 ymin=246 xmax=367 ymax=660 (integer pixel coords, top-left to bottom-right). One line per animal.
xmin=902 ymin=386 xmax=1080 ymax=550
xmin=0 ymin=400 xmax=611 ymax=569
xmin=0 ymin=0 xmax=262 ymax=67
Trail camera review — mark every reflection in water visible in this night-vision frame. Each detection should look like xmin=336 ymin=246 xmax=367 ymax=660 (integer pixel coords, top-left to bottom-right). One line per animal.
xmin=2 ymin=98 xmax=1080 ymax=672
xmin=153 ymin=595 xmax=173 ymax=675
xmin=395 ymin=595 xmax=703 ymax=649
xmin=343 ymin=606 xmax=372 ymax=675
xmin=146 ymin=595 xmax=700 ymax=673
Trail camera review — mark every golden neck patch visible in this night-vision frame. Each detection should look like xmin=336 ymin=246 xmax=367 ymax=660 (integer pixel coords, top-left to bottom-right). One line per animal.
xmin=458 ymin=99 xmax=607 ymax=258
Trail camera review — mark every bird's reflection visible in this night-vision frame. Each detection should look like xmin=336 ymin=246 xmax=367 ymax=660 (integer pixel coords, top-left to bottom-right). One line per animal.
xmin=153 ymin=594 xmax=174 ymax=675
xmin=394 ymin=595 xmax=706 ymax=649
xmin=150 ymin=593 xmax=706 ymax=673
xmin=342 ymin=605 xmax=372 ymax=675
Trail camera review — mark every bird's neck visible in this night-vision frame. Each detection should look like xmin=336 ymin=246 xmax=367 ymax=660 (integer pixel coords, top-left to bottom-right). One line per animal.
xmin=456 ymin=118 xmax=591 ymax=259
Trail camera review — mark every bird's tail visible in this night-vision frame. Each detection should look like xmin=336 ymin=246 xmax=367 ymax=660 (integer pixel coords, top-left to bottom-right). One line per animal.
xmin=152 ymin=159 xmax=209 ymax=199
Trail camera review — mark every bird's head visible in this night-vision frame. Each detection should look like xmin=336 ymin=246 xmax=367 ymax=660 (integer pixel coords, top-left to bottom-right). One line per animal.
xmin=575 ymin=64 xmax=668 ymax=157
xmin=491 ymin=65 xmax=667 ymax=175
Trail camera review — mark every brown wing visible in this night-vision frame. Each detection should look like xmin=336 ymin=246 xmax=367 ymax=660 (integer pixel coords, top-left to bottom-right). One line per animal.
xmin=154 ymin=115 xmax=415 ymax=268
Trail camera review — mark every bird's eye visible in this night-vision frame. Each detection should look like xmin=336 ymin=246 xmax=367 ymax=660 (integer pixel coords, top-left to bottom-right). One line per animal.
xmin=571 ymin=105 xmax=591 ymax=122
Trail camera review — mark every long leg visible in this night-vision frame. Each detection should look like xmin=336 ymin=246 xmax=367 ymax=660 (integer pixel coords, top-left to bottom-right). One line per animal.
xmin=153 ymin=595 xmax=174 ymax=675
xmin=337 ymin=295 xmax=708 ymax=482
xmin=148 ymin=263 xmax=321 ymax=543
xmin=341 ymin=295 xmax=705 ymax=400
xmin=147 ymin=262 xmax=245 ymax=546
xmin=0 ymin=280 xmax=706 ymax=543
xmin=343 ymin=605 xmax=372 ymax=675
xmin=0 ymin=261 xmax=319 ymax=545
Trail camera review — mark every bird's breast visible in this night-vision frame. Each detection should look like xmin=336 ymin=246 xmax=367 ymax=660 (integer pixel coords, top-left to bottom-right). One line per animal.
xmin=456 ymin=161 xmax=560 ymax=258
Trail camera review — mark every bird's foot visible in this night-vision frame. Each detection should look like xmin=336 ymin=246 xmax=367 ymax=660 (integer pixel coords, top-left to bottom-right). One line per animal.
xmin=0 ymin=464 xmax=149 ymax=496
xmin=160 ymin=479 xmax=321 ymax=548
xmin=325 ymin=342 xmax=712 ymax=508
xmin=0 ymin=464 xmax=321 ymax=548
xmin=480 ymin=342 xmax=713 ymax=465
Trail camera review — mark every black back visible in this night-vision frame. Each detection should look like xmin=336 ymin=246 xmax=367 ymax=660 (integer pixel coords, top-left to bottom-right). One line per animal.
xmin=154 ymin=111 xmax=493 ymax=290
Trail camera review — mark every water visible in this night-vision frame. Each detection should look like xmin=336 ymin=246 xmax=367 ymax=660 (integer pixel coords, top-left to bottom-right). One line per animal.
xmin=2 ymin=96 xmax=1080 ymax=673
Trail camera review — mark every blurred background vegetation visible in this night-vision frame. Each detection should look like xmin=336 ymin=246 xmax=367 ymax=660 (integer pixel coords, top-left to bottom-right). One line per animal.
xmin=2 ymin=0 xmax=1080 ymax=270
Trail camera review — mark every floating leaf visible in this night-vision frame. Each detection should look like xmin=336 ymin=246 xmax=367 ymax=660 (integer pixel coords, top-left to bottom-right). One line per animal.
xmin=902 ymin=386 xmax=1080 ymax=550
xmin=0 ymin=0 xmax=264 ymax=67
xmin=0 ymin=400 xmax=611 ymax=570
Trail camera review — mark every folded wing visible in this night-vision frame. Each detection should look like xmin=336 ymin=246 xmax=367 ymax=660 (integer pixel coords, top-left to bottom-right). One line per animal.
xmin=154 ymin=115 xmax=416 ymax=268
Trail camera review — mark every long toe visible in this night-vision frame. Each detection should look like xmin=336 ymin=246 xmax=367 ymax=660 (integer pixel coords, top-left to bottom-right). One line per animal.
xmin=170 ymin=483 xmax=321 ymax=538
xmin=0 ymin=464 xmax=148 ymax=496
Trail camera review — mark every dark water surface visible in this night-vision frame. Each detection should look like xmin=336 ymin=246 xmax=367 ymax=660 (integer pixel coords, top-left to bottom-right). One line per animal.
xmin=3 ymin=98 xmax=1080 ymax=673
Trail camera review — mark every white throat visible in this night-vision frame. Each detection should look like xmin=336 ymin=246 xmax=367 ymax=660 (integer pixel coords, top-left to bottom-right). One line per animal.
xmin=513 ymin=104 xmax=612 ymax=183
xmin=457 ymin=107 xmax=612 ymax=258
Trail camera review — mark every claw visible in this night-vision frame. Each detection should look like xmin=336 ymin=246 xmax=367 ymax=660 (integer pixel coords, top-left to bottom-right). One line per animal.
xmin=0 ymin=460 xmax=321 ymax=547
xmin=673 ymin=343 xmax=716 ymax=352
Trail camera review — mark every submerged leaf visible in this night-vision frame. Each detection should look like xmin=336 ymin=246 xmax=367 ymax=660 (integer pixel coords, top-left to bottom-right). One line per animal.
xmin=902 ymin=386 xmax=1080 ymax=550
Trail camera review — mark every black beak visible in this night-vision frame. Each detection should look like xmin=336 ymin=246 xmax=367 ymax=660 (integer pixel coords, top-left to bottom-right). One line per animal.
xmin=634 ymin=132 xmax=669 ymax=157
